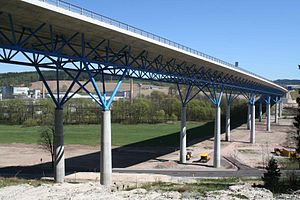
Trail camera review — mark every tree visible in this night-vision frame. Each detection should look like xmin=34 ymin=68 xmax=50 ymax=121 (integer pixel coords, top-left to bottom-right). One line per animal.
xmin=262 ymin=157 xmax=281 ymax=192
xmin=130 ymin=98 xmax=150 ymax=123
xmin=39 ymin=127 xmax=55 ymax=168
xmin=293 ymin=97 xmax=300 ymax=168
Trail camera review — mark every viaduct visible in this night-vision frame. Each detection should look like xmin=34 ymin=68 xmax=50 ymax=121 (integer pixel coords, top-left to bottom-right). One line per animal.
xmin=0 ymin=0 xmax=287 ymax=186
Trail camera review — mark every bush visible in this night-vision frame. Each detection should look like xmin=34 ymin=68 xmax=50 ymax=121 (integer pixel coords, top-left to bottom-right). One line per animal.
xmin=22 ymin=118 xmax=38 ymax=127
xmin=169 ymin=113 xmax=178 ymax=122
xmin=38 ymin=127 xmax=54 ymax=168
xmin=262 ymin=157 xmax=281 ymax=192
xmin=153 ymin=110 xmax=165 ymax=123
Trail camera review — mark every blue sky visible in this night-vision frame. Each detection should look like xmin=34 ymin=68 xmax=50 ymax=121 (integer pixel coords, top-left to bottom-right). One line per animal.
xmin=1 ymin=0 xmax=299 ymax=80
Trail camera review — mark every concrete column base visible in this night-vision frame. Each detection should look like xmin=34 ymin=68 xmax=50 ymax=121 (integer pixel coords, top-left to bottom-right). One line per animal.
xmin=179 ymin=106 xmax=187 ymax=164
xmin=213 ymin=105 xmax=221 ymax=168
xmin=100 ymin=110 xmax=112 ymax=186
xmin=259 ymin=101 xmax=262 ymax=122
xmin=279 ymin=101 xmax=283 ymax=117
xmin=225 ymin=104 xmax=230 ymax=142
xmin=267 ymin=103 xmax=271 ymax=131
xmin=247 ymin=104 xmax=251 ymax=130
xmin=250 ymin=104 xmax=255 ymax=144
xmin=275 ymin=102 xmax=279 ymax=123
xmin=54 ymin=108 xmax=65 ymax=183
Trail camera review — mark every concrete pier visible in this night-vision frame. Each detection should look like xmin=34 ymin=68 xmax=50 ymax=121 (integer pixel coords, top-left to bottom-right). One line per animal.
xmin=250 ymin=103 xmax=255 ymax=144
xmin=247 ymin=104 xmax=251 ymax=130
xmin=225 ymin=103 xmax=231 ymax=142
xmin=275 ymin=102 xmax=279 ymax=123
xmin=54 ymin=108 xmax=65 ymax=183
xmin=266 ymin=102 xmax=271 ymax=131
xmin=100 ymin=110 xmax=112 ymax=186
xmin=180 ymin=106 xmax=187 ymax=164
xmin=213 ymin=105 xmax=221 ymax=168
xmin=259 ymin=101 xmax=262 ymax=122
xmin=279 ymin=100 xmax=283 ymax=117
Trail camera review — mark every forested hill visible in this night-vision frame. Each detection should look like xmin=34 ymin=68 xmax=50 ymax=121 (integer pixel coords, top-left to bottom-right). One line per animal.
xmin=274 ymin=79 xmax=300 ymax=86
xmin=0 ymin=71 xmax=79 ymax=86
xmin=0 ymin=71 xmax=40 ymax=86
xmin=0 ymin=71 xmax=297 ymax=87
xmin=0 ymin=71 xmax=111 ymax=86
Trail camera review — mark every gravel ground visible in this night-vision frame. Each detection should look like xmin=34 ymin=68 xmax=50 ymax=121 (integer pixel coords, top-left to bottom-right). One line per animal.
xmin=0 ymin=183 xmax=300 ymax=200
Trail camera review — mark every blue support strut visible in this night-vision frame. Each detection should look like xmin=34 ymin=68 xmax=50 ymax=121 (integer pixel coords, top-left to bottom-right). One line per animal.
xmin=105 ymin=69 xmax=128 ymax=110
xmin=84 ymin=62 xmax=106 ymax=107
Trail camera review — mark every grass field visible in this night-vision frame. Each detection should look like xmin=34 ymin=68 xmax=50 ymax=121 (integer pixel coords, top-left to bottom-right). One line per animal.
xmin=0 ymin=122 xmax=208 ymax=146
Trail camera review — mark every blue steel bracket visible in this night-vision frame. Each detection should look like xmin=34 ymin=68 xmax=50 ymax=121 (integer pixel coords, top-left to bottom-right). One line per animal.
xmin=177 ymin=83 xmax=208 ymax=106
xmin=34 ymin=64 xmax=85 ymax=109
xmin=225 ymin=89 xmax=239 ymax=105
xmin=248 ymin=95 xmax=256 ymax=105
xmin=62 ymin=68 xmax=103 ymax=105
xmin=242 ymin=92 xmax=257 ymax=105
xmin=199 ymin=81 xmax=224 ymax=107
xmin=272 ymin=96 xmax=280 ymax=103
xmin=85 ymin=61 xmax=128 ymax=110
xmin=264 ymin=96 xmax=271 ymax=104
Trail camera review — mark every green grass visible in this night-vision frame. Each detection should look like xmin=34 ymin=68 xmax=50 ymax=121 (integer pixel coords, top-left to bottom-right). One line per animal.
xmin=277 ymin=158 xmax=300 ymax=170
xmin=0 ymin=122 xmax=204 ymax=146
xmin=290 ymin=90 xmax=299 ymax=100
xmin=139 ymin=178 xmax=246 ymax=195
xmin=0 ymin=177 xmax=52 ymax=188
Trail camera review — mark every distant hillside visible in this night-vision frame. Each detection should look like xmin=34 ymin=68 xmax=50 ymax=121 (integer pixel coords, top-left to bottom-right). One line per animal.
xmin=0 ymin=71 xmax=40 ymax=86
xmin=0 ymin=71 xmax=166 ymax=87
xmin=1 ymin=71 xmax=297 ymax=89
xmin=0 ymin=71 xmax=120 ymax=87
xmin=274 ymin=79 xmax=300 ymax=86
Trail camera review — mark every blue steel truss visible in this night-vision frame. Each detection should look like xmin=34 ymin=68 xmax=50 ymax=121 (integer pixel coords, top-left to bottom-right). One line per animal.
xmin=176 ymin=83 xmax=208 ymax=107
xmin=225 ymin=90 xmax=239 ymax=105
xmin=264 ymin=96 xmax=271 ymax=105
xmin=272 ymin=96 xmax=280 ymax=104
xmin=0 ymin=11 xmax=285 ymax=109
xmin=37 ymin=0 xmax=277 ymax=83
xmin=199 ymin=82 xmax=224 ymax=107
xmin=243 ymin=92 xmax=257 ymax=105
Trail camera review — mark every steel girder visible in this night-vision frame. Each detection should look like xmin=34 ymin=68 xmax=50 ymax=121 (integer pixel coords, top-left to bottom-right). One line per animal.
xmin=0 ymin=12 xmax=284 ymax=99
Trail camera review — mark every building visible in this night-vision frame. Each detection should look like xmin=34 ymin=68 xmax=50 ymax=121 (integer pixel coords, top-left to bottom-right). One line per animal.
xmin=1 ymin=86 xmax=41 ymax=99
xmin=47 ymin=91 xmax=127 ymax=101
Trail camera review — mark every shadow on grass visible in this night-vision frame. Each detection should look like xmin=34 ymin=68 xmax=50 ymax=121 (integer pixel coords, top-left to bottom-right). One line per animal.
xmin=0 ymin=104 xmax=249 ymax=179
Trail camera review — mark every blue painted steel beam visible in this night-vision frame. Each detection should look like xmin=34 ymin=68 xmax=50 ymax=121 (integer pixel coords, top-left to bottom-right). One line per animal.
xmin=105 ymin=69 xmax=127 ymax=110
xmin=225 ymin=90 xmax=239 ymax=105
xmin=0 ymin=43 xmax=283 ymax=97
xmin=84 ymin=62 xmax=106 ymax=107
xmin=264 ymin=96 xmax=271 ymax=104
xmin=60 ymin=70 xmax=83 ymax=105
xmin=34 ymin=66 xmax=59 ymax=108
xmin=198 ymin=83 xmax=224 ymax=106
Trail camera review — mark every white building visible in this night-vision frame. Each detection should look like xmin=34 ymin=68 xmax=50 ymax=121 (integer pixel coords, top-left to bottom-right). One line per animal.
xmin=1 ymin=86 xmax=41 ymax=99
xmin=13 ymin=87 xmax=29 ymax=97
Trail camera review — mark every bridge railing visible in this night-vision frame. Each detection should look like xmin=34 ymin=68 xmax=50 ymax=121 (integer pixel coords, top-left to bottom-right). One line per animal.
xmin=39 ymin=0 xmax=271 ymax=82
